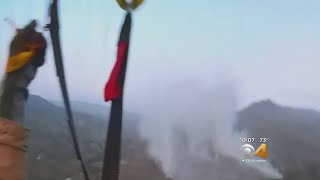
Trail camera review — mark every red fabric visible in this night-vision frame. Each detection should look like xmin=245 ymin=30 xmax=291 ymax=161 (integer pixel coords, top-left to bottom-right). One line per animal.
xmin=104 ymin=42 xmax=128 ymax=102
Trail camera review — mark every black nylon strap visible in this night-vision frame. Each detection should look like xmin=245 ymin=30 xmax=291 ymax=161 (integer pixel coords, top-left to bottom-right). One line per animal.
xmin=46 ymin=1 xmax=90 ymax=180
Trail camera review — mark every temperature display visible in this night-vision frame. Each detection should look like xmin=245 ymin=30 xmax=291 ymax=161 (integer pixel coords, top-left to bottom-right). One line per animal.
xmin=260 ymin=138 xmax=269 ymax=143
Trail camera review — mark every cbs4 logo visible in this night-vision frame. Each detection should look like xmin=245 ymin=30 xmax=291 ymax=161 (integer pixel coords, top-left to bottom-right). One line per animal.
xmin=240 ymin=143 xmax=268 ymax=159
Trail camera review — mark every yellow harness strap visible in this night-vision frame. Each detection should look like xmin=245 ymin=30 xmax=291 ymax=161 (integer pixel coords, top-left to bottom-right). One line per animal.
xmin=5 ymin=51 xmax=34 ymax=73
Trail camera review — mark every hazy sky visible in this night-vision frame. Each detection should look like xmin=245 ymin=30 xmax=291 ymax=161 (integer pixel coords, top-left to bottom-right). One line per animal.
xmin=0 ymin=0 xmax=320 ymax=110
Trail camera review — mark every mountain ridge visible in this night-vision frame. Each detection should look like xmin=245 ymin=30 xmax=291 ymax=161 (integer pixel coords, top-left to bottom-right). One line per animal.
xmin=1 ymin=94 xmax=319 ymax=179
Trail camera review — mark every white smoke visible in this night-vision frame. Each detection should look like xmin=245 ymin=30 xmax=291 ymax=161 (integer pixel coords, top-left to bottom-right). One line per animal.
xmin=133 ymin=68 xmax=283 ymax=180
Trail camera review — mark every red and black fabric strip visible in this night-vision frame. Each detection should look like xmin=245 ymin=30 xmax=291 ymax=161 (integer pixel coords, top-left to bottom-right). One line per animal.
xmin=104 ymin=12 xmax=131 ymax=102
xmin=102 ymin=12 xmax=132 ymax=180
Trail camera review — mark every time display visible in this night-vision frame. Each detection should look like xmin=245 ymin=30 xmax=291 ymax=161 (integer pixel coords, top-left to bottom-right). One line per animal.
xmin=240 ymin=138 xmax=255 ymax=143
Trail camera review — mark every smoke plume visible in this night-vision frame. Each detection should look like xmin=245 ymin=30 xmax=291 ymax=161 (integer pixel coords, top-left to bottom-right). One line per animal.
xmin=133 ymin=69 xmax=283 ymax=180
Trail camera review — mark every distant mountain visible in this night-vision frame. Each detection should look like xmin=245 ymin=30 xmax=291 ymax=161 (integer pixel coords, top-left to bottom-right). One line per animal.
xmin=52 ymin=100 xmax=140 ymax=138
xmin=51 ymin=97 xmax=320 ymax=179
xmin=2 ymin=95 xmax=319 ymax=179
xmin=237 ymin=100 xmax=320 ymax=180
xmin=52 ymin=100 xmax=109 ymax=118
xmin=22 ymin=95 xmax=167 ymax=180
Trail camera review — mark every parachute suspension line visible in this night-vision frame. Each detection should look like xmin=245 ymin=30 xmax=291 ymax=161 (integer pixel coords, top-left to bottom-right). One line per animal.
xmin=45 ymin=1 xmax=90 ymax=180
